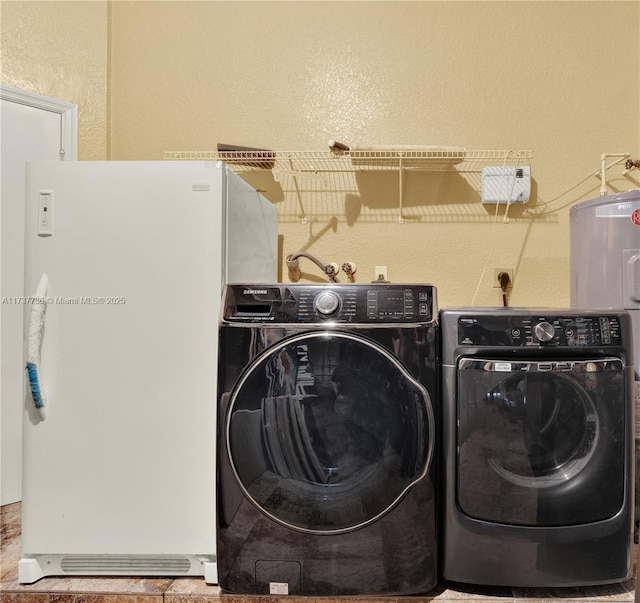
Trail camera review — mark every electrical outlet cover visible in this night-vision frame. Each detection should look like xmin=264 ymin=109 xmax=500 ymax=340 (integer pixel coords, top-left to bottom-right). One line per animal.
xmin=481 ymin=166 xmax=531 ymax=204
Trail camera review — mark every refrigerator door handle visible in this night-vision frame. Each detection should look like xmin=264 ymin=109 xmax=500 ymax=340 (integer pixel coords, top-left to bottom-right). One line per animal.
xmin=25 ymin=273 xmax=49 ymax=421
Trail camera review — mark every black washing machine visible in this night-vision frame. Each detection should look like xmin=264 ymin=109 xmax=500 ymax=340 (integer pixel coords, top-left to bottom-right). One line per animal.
xmin=217 ymin=284 xmax=439 ymax=595
xmin=440 ymin=307 xmax=635 ymax=587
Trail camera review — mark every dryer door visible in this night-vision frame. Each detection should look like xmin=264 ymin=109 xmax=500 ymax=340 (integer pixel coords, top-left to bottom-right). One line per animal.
xmin=225 ymin=331 xmax=435 ymax=534
xmin=457 ymin=357 xmax=627 ymax=526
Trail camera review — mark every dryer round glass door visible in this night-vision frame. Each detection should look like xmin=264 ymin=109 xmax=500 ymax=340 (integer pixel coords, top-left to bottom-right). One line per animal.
xmin=225 ymin=331 xmax=435 ymax=534
xmin=456 ymin=357 xmax=626 ymax=526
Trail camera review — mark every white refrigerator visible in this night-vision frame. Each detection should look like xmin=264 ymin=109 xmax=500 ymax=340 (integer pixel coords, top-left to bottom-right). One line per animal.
xmin=19 ymin=161 xmax=278 ymax=583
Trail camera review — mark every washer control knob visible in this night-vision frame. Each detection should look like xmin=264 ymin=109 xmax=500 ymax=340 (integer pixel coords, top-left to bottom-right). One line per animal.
xmin=314 ymin=291 xmax=340 ymax=316
xmin=534 ymin=321 xmax=555 ymax=342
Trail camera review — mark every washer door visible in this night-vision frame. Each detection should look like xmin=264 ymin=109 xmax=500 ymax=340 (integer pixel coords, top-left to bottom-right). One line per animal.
xmin=226 ymin=331 xmax=434 ymax=534
xmin=457 ymin=357 xmax=626 ymax=526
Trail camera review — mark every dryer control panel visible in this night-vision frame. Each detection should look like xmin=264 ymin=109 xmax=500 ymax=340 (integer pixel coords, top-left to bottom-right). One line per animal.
xmin=222 ymin=284 xmax=436 ymax=324
xmin=457 ymin=313 xmax=625 ymax=347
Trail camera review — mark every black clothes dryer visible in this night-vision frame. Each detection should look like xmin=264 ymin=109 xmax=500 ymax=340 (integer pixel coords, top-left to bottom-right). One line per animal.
xmin=440 ymin=307 xmax=635 ymax=587
xmin=217 ymin=284 xmax=439 ymax=595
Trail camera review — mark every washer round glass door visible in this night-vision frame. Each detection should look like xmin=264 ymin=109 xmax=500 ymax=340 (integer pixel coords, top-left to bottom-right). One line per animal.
xmin=226 ymin=331 xmax=434 ymax=534
xmin=457 ymin=357 xmax=626 ymax=526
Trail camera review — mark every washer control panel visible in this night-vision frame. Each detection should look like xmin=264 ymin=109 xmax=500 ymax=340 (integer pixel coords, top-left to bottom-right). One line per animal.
xmin=458 ymin=313 xmax=624 ymax=347
xmin=222 ymin=284 xmax=436 ymax=324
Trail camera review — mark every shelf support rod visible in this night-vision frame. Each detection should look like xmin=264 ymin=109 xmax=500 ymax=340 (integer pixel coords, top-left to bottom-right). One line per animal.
xmin=398 ymin=153 xmax=404 ymax=223
xmin=288 ymin=157 xmax=307 ymax=223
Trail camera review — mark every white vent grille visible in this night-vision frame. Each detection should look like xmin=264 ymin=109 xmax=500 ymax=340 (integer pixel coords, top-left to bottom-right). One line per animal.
xmin=60 ymin=555 xmax=191 ymax=574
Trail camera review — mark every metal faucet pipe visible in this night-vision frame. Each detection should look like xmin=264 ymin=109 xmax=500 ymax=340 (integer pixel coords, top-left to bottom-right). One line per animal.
xmin=285 ymin=251 xmax=339 ymax=283
xmin=622 ymin=159 xmax=640 ymax=175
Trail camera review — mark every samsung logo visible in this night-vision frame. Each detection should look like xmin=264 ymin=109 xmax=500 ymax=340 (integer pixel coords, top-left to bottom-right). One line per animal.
xmin=243 ymin=288 xmax=268 ymax=295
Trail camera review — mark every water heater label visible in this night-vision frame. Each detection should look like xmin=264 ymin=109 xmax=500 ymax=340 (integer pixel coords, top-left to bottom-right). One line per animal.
xmin=595 ymin=200 xmax=640 ymax=217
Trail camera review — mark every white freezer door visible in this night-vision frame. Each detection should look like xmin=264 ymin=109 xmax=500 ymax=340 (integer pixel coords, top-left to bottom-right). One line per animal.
xmin=22 ymin=161 xmax=223 ymax=555
xmin=224 ymin=165 xmax=278 ymax=283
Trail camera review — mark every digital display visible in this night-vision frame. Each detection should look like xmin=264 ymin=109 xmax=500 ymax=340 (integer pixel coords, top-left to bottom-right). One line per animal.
xmin=377 ymin=291 xmax=405 ymax=315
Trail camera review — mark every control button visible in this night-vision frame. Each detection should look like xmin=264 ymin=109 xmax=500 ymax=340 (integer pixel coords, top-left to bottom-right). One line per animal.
xmin=534 ymin=321 xmax=555 ymax=342
xmin=314 ymin=291 xmax=340 ymax=316
xmin=511 ymin=328 xmax=521 ymax=338
xmin=420 ymin=303 xmax=428 ymax=315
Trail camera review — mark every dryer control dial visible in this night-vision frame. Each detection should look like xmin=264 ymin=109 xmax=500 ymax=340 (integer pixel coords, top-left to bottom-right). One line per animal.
xmin=534 ymin=321 xmax=556 ymax=342
xmin=314 ymin=291 xmax=340 ymax=316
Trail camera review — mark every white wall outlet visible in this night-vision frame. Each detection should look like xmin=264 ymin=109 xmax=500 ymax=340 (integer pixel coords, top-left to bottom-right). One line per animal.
xmin=374 ymin=265 xmax=388 ymax=282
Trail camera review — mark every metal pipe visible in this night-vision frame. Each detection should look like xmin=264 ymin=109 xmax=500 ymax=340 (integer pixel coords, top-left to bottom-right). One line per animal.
xmin=622 ymin=159 xmax=640 ymax=175
xmin=285 ymin=251 xmax=339 ymax=283
xmin=341 ymin=261 xmax=357 ymax=283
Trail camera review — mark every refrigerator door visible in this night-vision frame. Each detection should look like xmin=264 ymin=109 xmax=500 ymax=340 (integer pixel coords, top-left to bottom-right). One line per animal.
xmin=20 ymin=161 xmax=276 ymax=582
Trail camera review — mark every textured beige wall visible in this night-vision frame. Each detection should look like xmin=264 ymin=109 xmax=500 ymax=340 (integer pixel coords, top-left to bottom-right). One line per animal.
xmin=2 ymin=1 xmax=639 ymax=307
xmin=108 ymin=1 xmax=639 ymax=307
xmin=0 ymin=0 xmax=109 ymax=160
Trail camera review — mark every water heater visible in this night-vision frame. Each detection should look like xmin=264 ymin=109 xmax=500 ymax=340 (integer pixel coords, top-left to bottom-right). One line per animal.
xmin=570 ymin=190 xmax=640 ymax=379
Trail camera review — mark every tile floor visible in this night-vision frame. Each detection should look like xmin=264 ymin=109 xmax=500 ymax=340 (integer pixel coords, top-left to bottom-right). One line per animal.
xmin=0 ymin=502 xmax=636 ymax=603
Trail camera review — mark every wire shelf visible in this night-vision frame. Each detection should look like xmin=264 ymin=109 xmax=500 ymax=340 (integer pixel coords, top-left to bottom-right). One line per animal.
xmin=163 ymin=149 xmax=533 ymax=223
xmin=163 ymin=149 xmax=532 ymax=173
